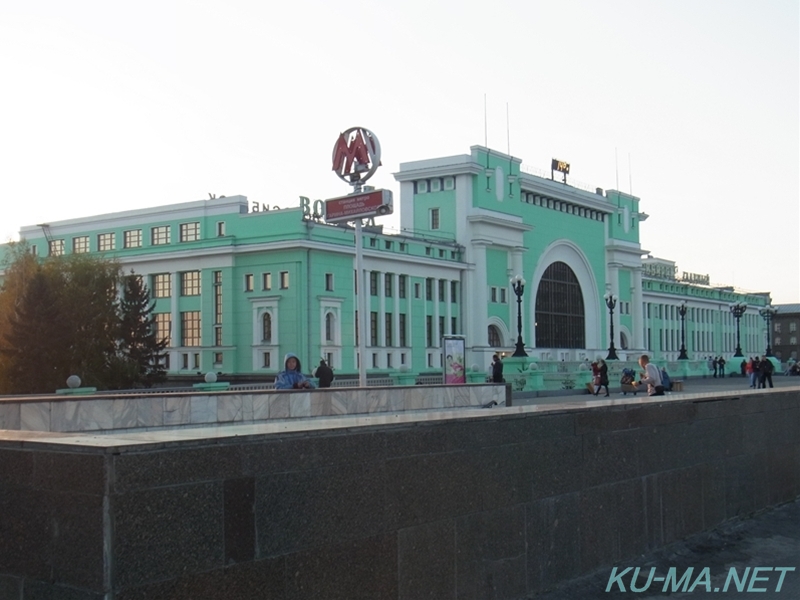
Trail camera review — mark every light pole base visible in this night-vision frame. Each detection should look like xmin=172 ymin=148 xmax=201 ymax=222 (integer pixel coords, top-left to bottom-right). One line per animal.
xmin=678 ymin=348 xmax=689 ymax=360
xmin=606 ymin=346 xmax=619 ymax=360
xmin=512 ymin=342 xmax=528 ymax=357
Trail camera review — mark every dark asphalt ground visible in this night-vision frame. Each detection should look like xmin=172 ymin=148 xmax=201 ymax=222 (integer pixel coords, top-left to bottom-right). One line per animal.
xmin=524 ymin=375 xmax=800 ymax=599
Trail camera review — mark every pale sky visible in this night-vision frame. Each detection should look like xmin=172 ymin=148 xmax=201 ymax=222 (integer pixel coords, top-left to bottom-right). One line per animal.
xmin=1 ymin=0 xmax=798 ymax=303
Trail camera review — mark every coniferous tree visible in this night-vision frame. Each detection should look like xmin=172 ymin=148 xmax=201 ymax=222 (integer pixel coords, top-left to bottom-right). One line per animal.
xmin=4 ymin=270 xmax=71 ymax=393
xmin=116 ymin=272 xmax=167 ymax=388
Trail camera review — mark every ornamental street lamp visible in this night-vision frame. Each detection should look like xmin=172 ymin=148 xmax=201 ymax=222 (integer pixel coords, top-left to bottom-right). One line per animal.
xmin=604 ymin=292 xmax=619 ymax=360
xmin=510 ymin=275 xmax=528 ymax=357
xmin=729 ymin=302 xmax=747 ymax=357
xmin=758 ymin=305 xmax=778 ymax=357
xmin=678 ymin=301 xmax=689 ymax=360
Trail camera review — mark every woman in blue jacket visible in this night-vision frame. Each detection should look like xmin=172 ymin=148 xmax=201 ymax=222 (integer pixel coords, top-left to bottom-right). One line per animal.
xmin=274 ymin=353 xmax=316 ymax=389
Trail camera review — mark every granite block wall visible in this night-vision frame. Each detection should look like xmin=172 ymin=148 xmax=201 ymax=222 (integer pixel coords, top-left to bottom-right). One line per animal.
xmin=0 ymin=390 xmax=798 ymax=599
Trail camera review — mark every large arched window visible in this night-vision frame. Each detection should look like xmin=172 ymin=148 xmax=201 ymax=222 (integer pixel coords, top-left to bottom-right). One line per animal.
xmin=535 ymin=261 xmax=585 ymax=348
xmin=262 ymin=313 xmax=272 ymax=344
xmin=488 ymin=325 xmax=502 ymax=348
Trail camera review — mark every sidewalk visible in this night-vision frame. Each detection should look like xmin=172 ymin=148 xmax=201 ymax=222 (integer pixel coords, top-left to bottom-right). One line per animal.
xmin=512 ymin=374 xmax=800 ymax=406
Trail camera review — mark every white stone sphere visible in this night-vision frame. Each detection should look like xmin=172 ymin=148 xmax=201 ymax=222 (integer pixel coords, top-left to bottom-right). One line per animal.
xmin=204 ymin=371 xmax=218 ymax=384
xmin=66 ymin=375 xmax=81 ymax=389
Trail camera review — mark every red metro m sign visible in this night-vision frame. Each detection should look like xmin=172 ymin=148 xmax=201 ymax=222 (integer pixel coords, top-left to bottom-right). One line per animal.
xmin=331 ymin=127 xmax=381 ymax=185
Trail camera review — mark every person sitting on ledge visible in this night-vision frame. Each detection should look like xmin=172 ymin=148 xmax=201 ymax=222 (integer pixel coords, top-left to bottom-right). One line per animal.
xmin=275 ymin=353 xmax=316 ymax=390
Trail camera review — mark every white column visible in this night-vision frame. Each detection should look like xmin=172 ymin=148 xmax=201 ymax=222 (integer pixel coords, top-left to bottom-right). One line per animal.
xmin=631 ymin=268 xmax=644 ymax=349
xmin=465 ymin=241 xmax=489 ymax=353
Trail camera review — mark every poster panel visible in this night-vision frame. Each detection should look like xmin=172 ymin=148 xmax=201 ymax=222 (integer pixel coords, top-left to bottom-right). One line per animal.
xmin=443 ymin=336 xmax=466 ymax=384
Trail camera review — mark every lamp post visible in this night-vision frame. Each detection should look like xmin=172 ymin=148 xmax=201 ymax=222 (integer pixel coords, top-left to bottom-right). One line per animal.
xmin=604 ymin=292 xmax=619 ymax=360
xmin=510 ymin=275 xmax=528 ymax=357
xmin=729 ymin=302 xmax=747 ymax=357
xmin=678 ymin=301 xmax=689 ymax=360
xmin=758 ymin=305 xmax=777 ymax=357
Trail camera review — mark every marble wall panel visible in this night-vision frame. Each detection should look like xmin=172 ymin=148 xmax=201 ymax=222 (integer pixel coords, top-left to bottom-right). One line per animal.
xmin=135 ymin=397 xmax=164 ymax=428
xmin=78 ymin=400 xmax=114 ymax=431
xmin=365 ymin=389 xmax=388 ymax=413
xmin=163 ymin=397 xmax=190 ymax=426
xmin=268 ymin=395 xmax=289 ymax=419
xmin=0 ymin=403 xmax=21 ymax=430
xmin=311 ymin=394 xmax=331 ymax=417
xmin=288 ymin=393 xmax=311 ymax=418
xmin=112 ymin=399 xmax=139 ymax=430
xmin=219 ymin=395 xmax=250 ymax=422
xmin=20 ymin=402 xmax=51 ymax=432
xmin=252 ymin=395 xmax=270 ymax=421
xmin=51 ymin=401 xmax=81 ymax=432
xmin=330 ymin=391 xmax=349 ymax=415
xmin=191 ymin=396 xmax=217 ymax=425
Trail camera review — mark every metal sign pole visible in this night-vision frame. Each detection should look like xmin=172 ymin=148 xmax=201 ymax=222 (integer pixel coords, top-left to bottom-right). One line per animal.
xmin=355 ymin=219 xmax=367 ymax=387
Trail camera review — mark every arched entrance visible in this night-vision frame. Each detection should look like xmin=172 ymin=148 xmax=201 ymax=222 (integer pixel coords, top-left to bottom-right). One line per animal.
xmin=534 ymin=261 xmax=585 ymax=348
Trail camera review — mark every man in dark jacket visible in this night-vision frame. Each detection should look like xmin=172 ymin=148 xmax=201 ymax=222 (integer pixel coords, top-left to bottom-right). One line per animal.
xmin=314 ymin=359 xmax=335 ymax=388
xmin=491 ymin=354 xmax=504 ymax=383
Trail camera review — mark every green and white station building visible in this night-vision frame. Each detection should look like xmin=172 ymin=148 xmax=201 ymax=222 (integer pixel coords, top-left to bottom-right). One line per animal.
xmin=0 ymin=145 xmax=773 ymax=387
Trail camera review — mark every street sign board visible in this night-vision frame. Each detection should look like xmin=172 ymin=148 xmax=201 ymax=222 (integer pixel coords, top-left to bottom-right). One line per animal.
xmin=324 ymin=189 xmax=393 ymax=223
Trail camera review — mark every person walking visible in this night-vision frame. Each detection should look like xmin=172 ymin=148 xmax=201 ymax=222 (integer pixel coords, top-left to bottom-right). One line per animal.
xmin=634 ymin=354 xmax=665 ymax=396
xmin=314 ymin=359 xmax=334 ymax=388
xmin=594 ymin=359 xmax=610 ymax=397
xmin=491 ymin=354 xmax=504 ymax=383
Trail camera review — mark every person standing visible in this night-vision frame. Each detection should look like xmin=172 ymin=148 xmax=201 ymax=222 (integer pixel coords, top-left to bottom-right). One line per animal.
xmin=712 ymin=357 xmax=718 ymax=378
xmin=759 ymin=356 xmax=774 ymax=389
xmin=274 ymin=353 xmax=315 ymax=390
xmin=491 ymin=354 xmax=504 ymax=383
xmin=314 ymin=359 xmax=334 ymax=388
xmin=634 ymin=354 xmax=665 ymax=396
xmin=718 ymin=357 xmax=726 ymax=378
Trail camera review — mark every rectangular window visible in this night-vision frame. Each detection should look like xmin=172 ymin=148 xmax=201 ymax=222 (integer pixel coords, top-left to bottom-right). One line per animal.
xmin=97 ymin=233 xmax=115 ymax=251
xmin=263 ymin=272 xmax=272 ymax=291
xmin=193 ymin=353 xmax=200 ymax=370
xmin=438 ymin=279 xmax=445 ymax=301
xmin=385 ymin=241 xmax=393 ymax=250
xmin=280 ymin=271 xmax=289 ymax=289
xmin=430 ymin=208 xmax=440 ymax=230
xmin=426 ymin=316 xmax=433 ymax=347
xmin=399 ymin=243 xmax=406 ymax=252
xmin=384 ymin=273 xmax=392 ymax=297
xmin=123 ymin=229 xmax=142 ymax=248
xmin=213 ymin=271 xmax=222 ymax=325
xmin=216 ymin=221 xmax=226 ymax=236
xmin=399 ymin=275 xmax=407 ymax=298
xmin=155 ymin=313 xmax=171 ymax=346
xmin=774 ymin=323 xmax=781 ymax=333
xmin=30 ymin=245 xmax=37 ymax=256
xmin=491 ymin=287 xmax=498 ymax=303
xmin=179 ymin=222 xmax=200 ymax=242
xmin=244 ymin=273 xmax=253 ymax=292
xmin=181 ymin=311 xmax=201 ymax=346
xmin=426 ymin=278 xmax=433 ymax=301
xmin=430 ymin=178 xmax=442 ymax=192
xmin=372 ymin=353 xmax=378 ymax=368
xmin=181 ymin=271 xmax=201 ymax=296
xmin=214 ymin=327 xmax=222 ymax=346
xmin=416 ymin=180 xmax=428 ymax=193
xmin=385 ymin=313 xmax=393 ymax=346
xmin=370 ymin=271 xmax=378 ymax=296
xmin=153 ymin=273 xmax=171 ymax=298
xmin=443 ymin=176 xmax=455 ymax=190
xmin=214 ymin=352 xmax=223 ymax=365
xmin=439 ymin=249 xmax=445 ymax=258
xmin=399 ymin=313 xmax=407 ymax=347
xmin=790 ymin=322 xmax=797 ymax=333
xmin=451 ymin=316 xmax=457 ymax=334
xmin=75 ymin=237 xmax=90 ymax=254
xmin=450 ymin=281 xmax=458 ymax=303
xmin=425 ymin=247 xmax=432 ymax=256
xmin=370 ymin=311 xmax=378 ymax=346
xmin=387 ymin=354 xmax=392 ymax=368
xmin=414 ymin=283 xmax=420 ymax=299
xmin=325 ymin=273 xmax=334 ymax=292
xmin=49 ymin=239 xmax=65 ymax=257
xmin=151 ymin=225 xmax=170 ymax=245
xmin=369 ymin=238 xmax=376 ymax=247
xmin=262 ymin=352 xmax=271 ymax=368
xmin=500 ymin=288 xmax=507 ymax=303
xmin=439 ymin=316 xmax=445 ymax=340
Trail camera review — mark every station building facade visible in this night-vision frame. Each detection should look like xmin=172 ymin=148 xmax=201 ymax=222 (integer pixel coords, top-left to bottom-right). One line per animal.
xmin=0 ymin=146 xmax=773 ymax=378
